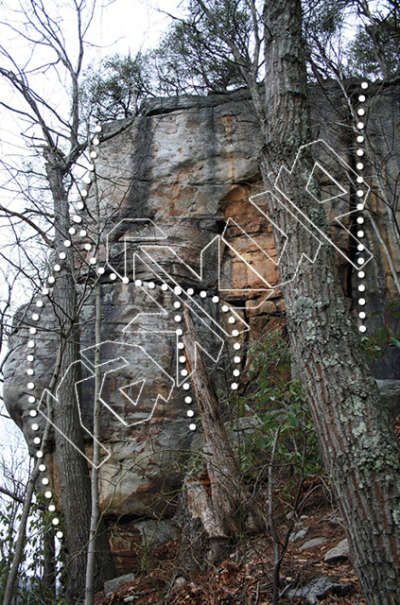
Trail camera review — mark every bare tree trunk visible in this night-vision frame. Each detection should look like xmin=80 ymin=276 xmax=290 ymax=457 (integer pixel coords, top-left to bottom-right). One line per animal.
xmin=2 ymin=388 xmax=55 ymax=605
xmin=85 ymin=163 xmax=107 ymax=604
xmin=45 ymin=154 xmax=115 ymax=601
xmin=42 ymin=530 xmax=56 ymax=600
xmin=2 ymin=462 xmax=44 ymax=605
xmin=257 ymin=2 xmax=400 ymax=603
xmin=182 ymin=306 xmax=264 ymax=560
xmin=84 ymin=281 xmax=102 ymax=605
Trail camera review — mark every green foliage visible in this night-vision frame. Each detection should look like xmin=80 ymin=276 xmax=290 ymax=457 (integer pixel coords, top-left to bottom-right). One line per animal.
xmin=347 ymin=20 xmax=400 ymax=79
xmin=0 ymin=488 xmax=64 ymax=603
xmin=302 ymin=0 xmax=400 ymax=81
xmin=81 ymin=52 xmax=153 ymax=122
xmin=231 ymin=330 xmax=323 ymax=490
xmin=78 ymin=0 xmax=399 ymax=122
xmin=152 ymin=0 xmax=253 ymax=94
xmin=361 ymin=302 xmax=400 ymax=362
xmin=303 ymin=0 xmax=346 ymax=45
xmin=185 ymin=331 xmax=323 ymax=494
xmin=77 ymin=0 xmax=400 ymax=126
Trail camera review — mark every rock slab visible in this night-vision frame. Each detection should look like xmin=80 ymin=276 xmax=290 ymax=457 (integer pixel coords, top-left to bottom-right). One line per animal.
xmin=290 ymin=528 xmax=309 ymax=542
xmin=104 ymin=573 xmax=135 ymax=597
xmin=299 ymin=537 xmax=327 ymax=551
xmin=324 ymin=538 xmax=349 ymax=562
xmin=288 ymin=575 xmax=352 ymax=604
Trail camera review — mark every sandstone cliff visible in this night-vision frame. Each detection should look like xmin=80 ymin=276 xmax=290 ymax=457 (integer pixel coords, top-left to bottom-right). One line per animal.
xmin=4 ymin=84 xmax=400 ymax=570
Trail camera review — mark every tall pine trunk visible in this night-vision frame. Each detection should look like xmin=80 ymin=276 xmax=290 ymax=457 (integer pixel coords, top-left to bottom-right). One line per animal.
xmin=255 ymin=1 xmax=400 ymax=603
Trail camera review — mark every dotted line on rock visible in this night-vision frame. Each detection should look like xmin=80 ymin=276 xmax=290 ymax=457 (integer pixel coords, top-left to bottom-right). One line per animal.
xmin=27 ymin=301 xmax=63 ymax=538
xmin=132 ymin=282 xmax=243 ymax=432
xmin=28 ymin=87 xmax=371 ymax=530
xmin=25 ymin=125 xmax=103 ymax=537
xmin=355 ymin=81 xmax=369 ymax=334
xmin=180 ymin=289 xmax=243 ymax=431
xmin=26 ymin=121 xmax=246 ymax=535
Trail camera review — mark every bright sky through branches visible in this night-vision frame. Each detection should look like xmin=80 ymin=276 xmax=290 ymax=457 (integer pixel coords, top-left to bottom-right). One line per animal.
xmin=0 ymin=0 xmax=180 ymax=450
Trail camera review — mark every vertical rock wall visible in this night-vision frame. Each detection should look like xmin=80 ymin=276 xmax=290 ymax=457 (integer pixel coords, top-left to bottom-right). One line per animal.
xmin=3 ymin=84 xmax=400 ymax=570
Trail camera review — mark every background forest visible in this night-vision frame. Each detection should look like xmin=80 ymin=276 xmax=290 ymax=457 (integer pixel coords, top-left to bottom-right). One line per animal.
xmin=0 ymin=1 xmax=399 ymax=604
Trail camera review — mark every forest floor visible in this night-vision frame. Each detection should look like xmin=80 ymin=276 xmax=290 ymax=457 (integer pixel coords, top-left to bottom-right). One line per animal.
xmin=94 ymin=485 xmax=368 ymax=605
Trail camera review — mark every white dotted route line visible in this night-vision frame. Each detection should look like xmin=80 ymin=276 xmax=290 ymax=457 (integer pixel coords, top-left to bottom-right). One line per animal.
xmin=26 ymin=125 xmax=103 ymax=537
xmin=27 ymin=298 xmax=63 ymax=537
xmin=25 ymin=124 xmax=244 ymax=539
xmin=28 ymin=92 xmax=369 ymax=532
xmin=355 ymin=81 xmax=368 ymax=334
xmin=128 ymin=283 xmax=243 ymax=432
xmin=27 ymin=122 xmax=247 ymax=531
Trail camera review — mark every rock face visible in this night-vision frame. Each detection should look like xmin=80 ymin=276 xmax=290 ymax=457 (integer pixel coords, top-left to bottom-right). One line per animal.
xmin=324 ymin=538 xmax=350 ymax=563
xmin=300 ymin=537 xmax=327 ymax=551
xmin=3 ymin=84 xmax=400 ymax=571
xmin=104 ymin=573 xmax=135 ymax=597
xmin=376 ymin=379 xmax=400 ymax=416
xmin=288 ymin=575 xmax=353 ymax=604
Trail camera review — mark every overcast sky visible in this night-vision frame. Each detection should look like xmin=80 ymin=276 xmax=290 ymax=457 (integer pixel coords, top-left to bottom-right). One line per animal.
xmin=88 ymin=0 xmax=183 ymax=56
xmin=0 ymin=0 xmax=182 ymax=150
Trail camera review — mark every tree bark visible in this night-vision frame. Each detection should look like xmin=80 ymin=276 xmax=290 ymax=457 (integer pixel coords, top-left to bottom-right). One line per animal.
xmin=3 ymin=385 xmax=56 ymax=605
xmin=45 ymin=153 xmax=115 ymax=601
xmin=42 ymin=530 xmax=56 ymax=600
xmin=85 ymin=167 xmax=107 ymax=605
xmin=182 ymin=305 xmax=265 ymax=560
xmin=84 ymin=281 xmax=102 ymax=605
xmin=256 ymin=1 xmax=400 ymax=603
